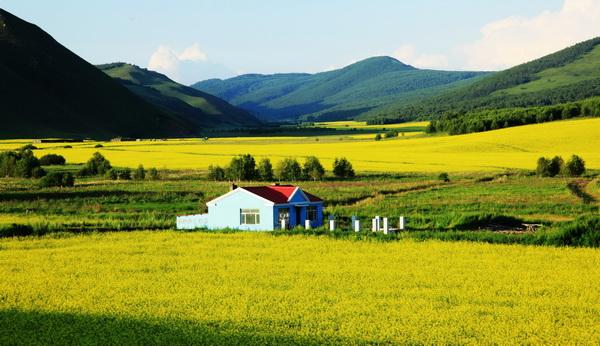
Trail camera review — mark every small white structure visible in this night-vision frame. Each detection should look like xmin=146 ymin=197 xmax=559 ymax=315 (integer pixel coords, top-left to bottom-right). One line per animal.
xmin=354 ymin=219 xmax=360 ymax=233
xmin=329 ymin=219 xmax=336 ymax=231
xmin=305 ymin=219 xmax=311 ymax=229
xmin=383 ymin=218 xmax=389 ymax=234
xmin=399 ymin=216 xmax=405 ymax=230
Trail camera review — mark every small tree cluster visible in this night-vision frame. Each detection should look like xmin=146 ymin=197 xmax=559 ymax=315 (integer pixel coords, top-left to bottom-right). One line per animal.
xmin=39 ymin=154 xmax=66 ymax=166
xmin=106 ymin=168 xmax=132 ymax=180
xmin=332 ymin=157 xmax=355 ymax=179
xmin=536 ymin=155 xmax=585 ymax=177
xmin=78 ymin=152 xmax=112 ymax=176
xmin=39 ymin=172 xmax=74 ymax=188
xmin=0 ymin=149 xmax=45 ymax=178
xmin=207 ymin=154 xmax=327 ymax=182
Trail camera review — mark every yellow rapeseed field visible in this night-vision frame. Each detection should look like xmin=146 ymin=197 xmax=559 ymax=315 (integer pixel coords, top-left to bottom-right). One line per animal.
xmin=1 ymin=118 xmax=599 ymax=172
xmin=0 ymin=232 xmax=598 ymax=344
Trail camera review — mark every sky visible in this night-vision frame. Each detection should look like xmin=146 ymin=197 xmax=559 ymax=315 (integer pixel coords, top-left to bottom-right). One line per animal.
xmin=1 ymin=0 xmax=599 ymax=84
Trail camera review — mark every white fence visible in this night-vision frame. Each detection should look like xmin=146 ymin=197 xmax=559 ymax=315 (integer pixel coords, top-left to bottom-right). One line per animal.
xmin=176 ymin=214 xmax=209 ymax=230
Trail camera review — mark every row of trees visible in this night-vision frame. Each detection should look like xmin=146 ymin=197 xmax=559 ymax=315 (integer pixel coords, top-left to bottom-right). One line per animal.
xmin=0 ymin=148 xmax=46 ymax=178
xmin=536 ymin=155 xmax=586 ymax=177
xmin=427 ymin=96 xmax=600 ymax=135
xmin=208 ymin=154 xmax=355 ymax=182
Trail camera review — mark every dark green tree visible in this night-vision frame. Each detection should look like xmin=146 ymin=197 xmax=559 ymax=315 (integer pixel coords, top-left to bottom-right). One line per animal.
xmin=564 ymin=155 xmax=586 ymax=176
xmin=302 ymin=156 xmax=325 ymax=181
xmin=333 ymin=157 xmax=355 ymax=179
xmin=257 ymin=158 xmax=274 ymax=181
xmin=39 ymin=154 xmax=66 ymax=166
xmin=226 ymin=154 xmax=258 ymax=181
xmin=207 ymin=165 xmax=226 ymax=181
xmin=79 ymin=152 xmax=111 ymax=176
xmin=548 ymin=156 xmax=564 ymax=177
xmin=276 ymin=158 xmax=302 ymax=181
xmin=536 ymin=157 xmax=551 ymax=177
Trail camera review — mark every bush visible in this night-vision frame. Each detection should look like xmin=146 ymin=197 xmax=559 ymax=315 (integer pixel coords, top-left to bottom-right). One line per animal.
xmin=564 ymin=155 xmax=585 ymax=177
xmin=277 ymin=158 xmax=302 ymax=181
xmin=548 ymin=156 xmax=563 ymax=177
xmin=63 ymin=145 xmax=72 ymax=149
xmin=94 ymin=144 xmax=104 ymax=148
xmin=39 ymin=172 xmax=74 ymax=188
xmin=536 ymin=157 xmax=552 ymax=177
xmin=106 ymin=169 xmax=118 ymax=180
xmin=333 ymin=157 xmax=355 ymax=179
xmin=39 ymin=154 xmax=66 ymax=166
xmin=78 ymin=152 xmax=112 ymax=176
xmin=384 ymin=130 xmax=398 ymax=138
xmin=119 ymin=168 xmax=131 ymax=180
xmin=438 ymin=172 xmax=450 ymax=182
xmin=302 ymin=156 xmax=325 ymax=181
xmin=207 ymin=165 xmax=226 ymax=181
xmin=548 ymin=216 xmax=600 ymax=247
xmin=133 ymin=164 xmax=146 ymax=180
xmin=257 ymin=158 xmax=274 ymax=181
xmin=148 ymin=168 xmax=159 ymax=180
xmin=19 ymin=144 xmax=37 ymax=151
xmin=374 ymin=133 xmax=382 ymax=141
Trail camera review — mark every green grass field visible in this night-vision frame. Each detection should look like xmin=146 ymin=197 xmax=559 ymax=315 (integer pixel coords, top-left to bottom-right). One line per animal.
xmin=1 ymin=232 xmax=599 ymax=344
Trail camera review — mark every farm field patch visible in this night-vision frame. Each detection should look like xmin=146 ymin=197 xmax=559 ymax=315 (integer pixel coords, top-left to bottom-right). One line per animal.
xmin=2 ymin=118 xmax=599 ymax=172
xmin=0 ymin=232 xmax=599 ymax=344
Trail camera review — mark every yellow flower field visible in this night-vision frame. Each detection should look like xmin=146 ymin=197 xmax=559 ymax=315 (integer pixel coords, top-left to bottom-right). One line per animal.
xmin=1 ymin=118 xmax=599 ymax=172
xmin=0 ymin=232 xmax=598 ymax=344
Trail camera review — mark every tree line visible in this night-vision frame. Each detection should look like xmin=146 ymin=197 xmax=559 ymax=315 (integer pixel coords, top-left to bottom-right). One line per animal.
xmin=426 ymin=96 xmax=600 ymax=135
xmin=207 ymin=154 xmax=355 ymax=182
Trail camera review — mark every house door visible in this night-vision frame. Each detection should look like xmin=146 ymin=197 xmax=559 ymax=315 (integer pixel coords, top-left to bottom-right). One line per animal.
xmin=295 ymin=206 xmax=302 ymax=226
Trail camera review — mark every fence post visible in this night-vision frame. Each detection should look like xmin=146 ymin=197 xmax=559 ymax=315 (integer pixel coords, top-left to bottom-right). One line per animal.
xmin=354 ymin=219 xmax=360 ymax=233
xmin=305 ymin=219 xmax=311 ymax=229
xmin=329 ymin=219 xmax=335 ymax=231
xmin=399 ymin=216 xmax=405 ymax=230
xmin=372 ymin=218 xmax=377 ymax=232
xmin=375 ymin=215 xmax=381 ymax=231
xmin=383 ymin=217 xmax=389 ymax=235
xmin=281 ymin=219 xmax=287 ymax=230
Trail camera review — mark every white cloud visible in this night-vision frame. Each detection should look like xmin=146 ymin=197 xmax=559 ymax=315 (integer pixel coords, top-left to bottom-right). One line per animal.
xmin=462 ymin=0 xmax=600 ymax=70
xmin=148 ymin=43 xmax=232 ymax=84
xmin=177 ymin=43 xmax=208 ymax=62
xmin=393 ymin=44 xmax=450 ymax=69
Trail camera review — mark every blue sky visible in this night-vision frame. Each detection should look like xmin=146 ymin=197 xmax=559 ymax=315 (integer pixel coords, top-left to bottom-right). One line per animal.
xmin=1 ymin=0 xmax=598 ymax=84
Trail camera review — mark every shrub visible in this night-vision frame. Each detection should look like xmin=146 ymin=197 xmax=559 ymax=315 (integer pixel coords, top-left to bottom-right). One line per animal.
xmin=226 ymin=154 xmax=258 ymax=181
xmin=118 ymin=168 xmax=132 ymax=180
xmin=19 ymin=144 xmax=37 ymax=151
xmin=564 ymin=155 xmax=585 ymax=177
xmin=39 ymin=172 xmax=74 ymax=188
xmin=78 ymin=152 xmax=112 ymax=176
xmin=548 ymin=156 xmax=564 ymax=177
xmin=536 ymin=157 xmax=551 ymax=177
xmin=207 ymin=165 xmax=226 ymax=181
xmin=39 ymin=154 xmax=66 ymax=166
xmin=438 ymin=172 xmax=450 ymax=182
xmin=333 ymin=157 xmax=355 ymax=179
xmin=374 ymin=133 xmax=382 ymax=141
xmin=257 ymin=158 xmax=274 ymax=181
xmin=133 ymin=164 xmax=146 ymax=180
xmin=302 ymin=156 xmax=325 ymax=181
xmin=63 ymin=145 xmax=72 ymax=149
xmin=148 ymin=168 xmax=159 ymax=180
xmin=106 ymin=169 xmax=118 ymax=180
xmin=94 ymin=144 xmax=104 ymax=148
xmin=277 ymin=158 xmax=302 ymax=181
xmin=384 ymin=130 xmax=398 ymax=138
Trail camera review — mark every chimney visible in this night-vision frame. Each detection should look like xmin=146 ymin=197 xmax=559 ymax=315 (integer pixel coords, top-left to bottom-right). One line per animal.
xmin=230 ymin=183 xmax=238 ymax=191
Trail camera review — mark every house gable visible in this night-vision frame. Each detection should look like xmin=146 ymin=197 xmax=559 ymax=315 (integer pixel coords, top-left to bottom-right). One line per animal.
xmin=206 ymin=188 xmax=275 ymax=207
xmin=287 ymin=187 xmax=309 ymax=203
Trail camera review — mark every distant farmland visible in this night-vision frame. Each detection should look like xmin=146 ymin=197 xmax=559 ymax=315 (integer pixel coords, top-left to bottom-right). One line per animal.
xmin=1 ymin=118 xmax=598 ymax=172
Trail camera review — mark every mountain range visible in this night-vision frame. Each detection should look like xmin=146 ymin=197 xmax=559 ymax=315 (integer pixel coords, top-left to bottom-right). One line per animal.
xmin=192 ymin=57 xmax=489 ymax=122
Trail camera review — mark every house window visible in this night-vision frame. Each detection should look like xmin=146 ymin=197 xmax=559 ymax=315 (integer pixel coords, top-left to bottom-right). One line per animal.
xmin=240 ymin=209 xmax=260 ymax=225
xmin=307 ymin=206 xmax=318 ymax=221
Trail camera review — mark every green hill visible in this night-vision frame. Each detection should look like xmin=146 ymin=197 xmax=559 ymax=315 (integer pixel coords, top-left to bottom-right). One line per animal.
xmin=0 ymin=8 xmax=198 ymax=139
xmin=98 ymin=63 xmax=261 ymax=128
xmin=192 ymin=57 xmax=488 ymax=122
xmin=370 ymin=36 xmax=600 ymax=126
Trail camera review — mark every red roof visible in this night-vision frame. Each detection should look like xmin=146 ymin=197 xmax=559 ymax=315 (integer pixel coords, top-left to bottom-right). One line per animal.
xmin=241 ymin=185 xmax=322 ymax=204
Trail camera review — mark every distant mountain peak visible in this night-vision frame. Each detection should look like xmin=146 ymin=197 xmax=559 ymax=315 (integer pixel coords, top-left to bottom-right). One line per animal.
xmin=346 ymin=56 xmax=415 ymax=71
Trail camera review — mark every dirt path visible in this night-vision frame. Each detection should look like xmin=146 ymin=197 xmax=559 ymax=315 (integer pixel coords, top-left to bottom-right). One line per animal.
xmin=567 ymin=179 xmax=597 ymax=205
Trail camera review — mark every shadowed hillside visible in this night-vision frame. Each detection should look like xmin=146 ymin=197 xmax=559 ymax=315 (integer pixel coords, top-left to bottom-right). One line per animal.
xmin=99 ymin=63 xmax=261 ymax=128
